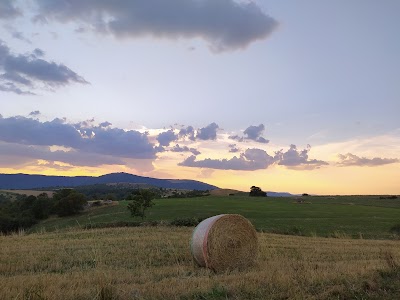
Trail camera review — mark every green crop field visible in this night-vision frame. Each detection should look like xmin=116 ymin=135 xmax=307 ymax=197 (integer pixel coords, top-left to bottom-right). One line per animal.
xmin=31 ymin=196 xmax=400 ymax=239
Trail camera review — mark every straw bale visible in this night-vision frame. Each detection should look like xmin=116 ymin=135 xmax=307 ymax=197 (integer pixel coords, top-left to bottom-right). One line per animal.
xmin=191 ymin=214 xmax=258 ymax=272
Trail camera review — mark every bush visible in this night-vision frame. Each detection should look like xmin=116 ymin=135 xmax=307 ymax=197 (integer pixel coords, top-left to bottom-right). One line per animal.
xmin=170 ymin=216 xmax=210 ymax=227
xmin=0 ymin=214 xmax=37 ymax=234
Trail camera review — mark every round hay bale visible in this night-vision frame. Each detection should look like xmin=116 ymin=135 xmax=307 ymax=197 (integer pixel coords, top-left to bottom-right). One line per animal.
xmin=190 ymin=214 xmax=258 ymax=272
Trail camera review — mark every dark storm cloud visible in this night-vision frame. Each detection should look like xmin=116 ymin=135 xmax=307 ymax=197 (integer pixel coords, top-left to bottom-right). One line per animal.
xmin=170 ymin=144 xmax=201 ymax=156
xmin=337 ymin=153 xmax=399 ymax=167
xmin=0 ymin=116 xmax=156 ymax=159
xmin=0 ymin=40 xmax=88 ymax=94
xmin=229 ymin=124 xmax=269 ymax=143
xmin=157 ymin=129 xmax=178 ymax=146
xmin=275 ymin=144 xmax=328 ymax=170
xmin=197 ymin=122 xmax=219 ymax=140
xmin=32 ymin=0 xmax=278 ymax=52
xmin=0 ymin=0 xmax=22 ymax=19
xmin=179 ymin=148 xmax=275 ymax=171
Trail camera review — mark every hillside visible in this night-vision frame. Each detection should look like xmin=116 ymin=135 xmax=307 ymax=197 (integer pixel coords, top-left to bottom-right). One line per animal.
xmin=0 ymin=172 xmax=217 ymax=191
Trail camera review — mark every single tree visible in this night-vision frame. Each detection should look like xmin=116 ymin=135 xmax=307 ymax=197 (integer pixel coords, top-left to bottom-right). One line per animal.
xmin=249 ymin=186 xmax=267 ymax=197
xmin=126 ymin=189 xmax=155 ymax=220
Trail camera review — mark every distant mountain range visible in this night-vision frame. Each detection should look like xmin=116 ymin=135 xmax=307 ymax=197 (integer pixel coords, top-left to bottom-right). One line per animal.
xmin=266 ymin=191 xmax=296 ymax=197
xmin=0 ymin=172 xmax=218 ymax=191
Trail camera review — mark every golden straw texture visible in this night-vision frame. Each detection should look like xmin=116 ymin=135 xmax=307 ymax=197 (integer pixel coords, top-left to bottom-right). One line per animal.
xmin=191 ymin=214 xmax=258 ymax=272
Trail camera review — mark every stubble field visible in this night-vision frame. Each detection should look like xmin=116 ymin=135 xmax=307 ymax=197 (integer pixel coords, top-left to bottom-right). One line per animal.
xmin=1 ymin=226 xmax=399 ymax=299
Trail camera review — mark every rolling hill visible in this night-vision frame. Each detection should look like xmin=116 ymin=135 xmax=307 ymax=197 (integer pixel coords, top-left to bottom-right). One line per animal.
xmin=0 ymin=172 xmax=217 ymax=191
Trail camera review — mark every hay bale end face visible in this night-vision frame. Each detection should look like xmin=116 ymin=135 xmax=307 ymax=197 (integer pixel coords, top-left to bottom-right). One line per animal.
xmin=190 ymin=214 xmax=258 ymax=272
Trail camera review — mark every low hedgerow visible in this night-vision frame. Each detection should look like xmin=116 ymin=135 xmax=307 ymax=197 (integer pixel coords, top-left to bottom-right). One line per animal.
xmin=170 ymin=216 xmax=210 ymax=227
xmin=84 ymin=221 xmax=142 ymax=229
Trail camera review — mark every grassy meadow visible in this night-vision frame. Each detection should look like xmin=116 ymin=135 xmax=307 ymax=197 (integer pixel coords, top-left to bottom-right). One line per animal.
xmin=31 ymin=195 xmax=400 ymax=239
xmin=1 ymin=226 xmax=399 ymax=299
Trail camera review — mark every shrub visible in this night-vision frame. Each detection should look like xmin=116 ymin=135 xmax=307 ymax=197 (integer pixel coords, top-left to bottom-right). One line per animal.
xmin=170 ymin=216 xmax=210 ymax=227
xmin=170 ymin=217 xmax=200 ymax=227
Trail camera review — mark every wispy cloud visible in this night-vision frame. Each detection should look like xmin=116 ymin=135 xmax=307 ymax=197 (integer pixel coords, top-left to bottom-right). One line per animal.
xmin=337 ymin=153 xmax=399 ymax=167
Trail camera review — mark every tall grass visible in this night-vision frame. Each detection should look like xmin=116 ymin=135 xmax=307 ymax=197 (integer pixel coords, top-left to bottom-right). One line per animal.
xmin=1 ymin=226 xmax=399 ymax=299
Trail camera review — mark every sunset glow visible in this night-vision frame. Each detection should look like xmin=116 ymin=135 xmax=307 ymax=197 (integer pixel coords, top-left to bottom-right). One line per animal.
xmin=1 ymin=1 xmax=399 ymax=195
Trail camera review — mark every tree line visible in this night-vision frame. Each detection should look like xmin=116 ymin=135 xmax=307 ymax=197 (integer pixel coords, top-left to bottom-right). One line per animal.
xmin=0 ymin=189 xmax=87 ymax=234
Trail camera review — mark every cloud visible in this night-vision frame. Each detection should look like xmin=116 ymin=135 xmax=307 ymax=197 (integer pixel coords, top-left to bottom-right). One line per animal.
xmin=0 ymin=141 xmax=124 ymax=167
xmin=179 ymin=125 xmax=195 ymax=141
xmin=179 ymin=148 xmax=275 ymax=171
xmin=0 ymin=40 xmax=88 ymax=94
xmin=0 ymin=0 xmax=22 ymax=19
xmin=337 ymin=153 xmax=399 ymax=167
xmin=157 ymin=129 xmax=178 ymax=146
xmin=228 ymin=144 xmax=240 ymax=153
xmin=244 ymin=124 xmax=266 ymax=140
xmin=0 ymin=116 xmax=156 ymax=160
xmin=11 ymin=31 xmax=32 ymax=44
xmin=170 ymin=144 xmax=201 ymax=155
xmin=275 ymin=144 xmax=328 ymax=170
xmin=228 ymin=134 xmax=244 ymax=142
xmin=0 ymin=81 xmax=35 ymax=95
xmin=32 ymin=0 xmax=278 ymax=52
xmin=29 ymin=110 xmax=41 ymax=117
xmin=99 ymin=121 xmax=112 ymax=128
xmin=197 ymin=122 xmax=219 ymax=140
xmin=179 ymin=143 xmax=327 ymax=171
xmin=230 ymin=124 xmax=269 ymax=143
xmin=33 ymin=48 xmax=45 ymax=57
xmin=198 ymin=168 xmax=214 ymax=179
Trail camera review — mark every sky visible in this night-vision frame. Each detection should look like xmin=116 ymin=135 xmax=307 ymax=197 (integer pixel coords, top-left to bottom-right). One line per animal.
xmin=0 ymin=0 xmax=399 ymax=195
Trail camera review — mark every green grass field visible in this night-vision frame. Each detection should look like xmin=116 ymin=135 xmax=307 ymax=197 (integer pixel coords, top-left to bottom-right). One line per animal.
xmin=31 ymin=196 xmax=400 ymax=239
